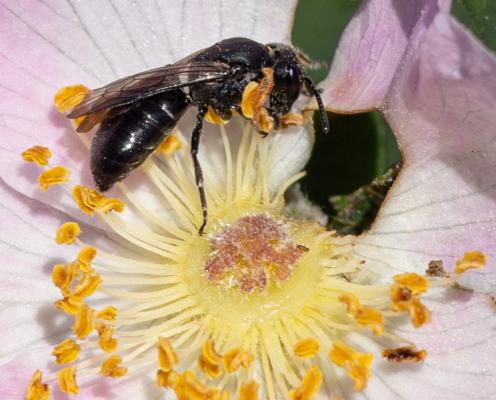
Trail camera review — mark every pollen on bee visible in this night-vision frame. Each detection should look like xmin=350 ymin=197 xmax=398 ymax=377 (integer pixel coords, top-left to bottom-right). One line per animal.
xmin=54 ymin=84 xmax=89 ymax=113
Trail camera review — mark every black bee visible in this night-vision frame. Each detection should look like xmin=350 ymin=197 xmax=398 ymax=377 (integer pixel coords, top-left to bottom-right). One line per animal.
xmin=67 ymin=37 xmax=329 ymax=233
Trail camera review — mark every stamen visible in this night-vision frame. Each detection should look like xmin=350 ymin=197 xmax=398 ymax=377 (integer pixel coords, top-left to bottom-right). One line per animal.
xmin=173 ymin=370 xmax=220 ymax=399
xmin=73 ymin=304 xmax=95 ymax=339
xmin=382 ymin=346 xmax=427 ymax=363
xmin=73 ymin=185 xmax=125 ymax=215
xmin=205 ymin=106 xmax=229 ymax=125
xmin=238 ymin=380 xmax=259 ymax=400
xmin=455 ymin=251 xmax=486 ymax=274
xmin=339 ymin=293 xmax=384 ymax=335
xmin=52 ymin=339 xmax=81 ymax=364
xmin=294 ymin=338 xmax=320 ymax=359
xmin=100 ymin=355 xmax=128 ymax=378
xmin=53 ymin=84 xmax=89 ymax=113
xmin=156 ymin=134 xmax=183 ymax=156
xmin=198 ymin=340 xmax=222 ymax=379
xmin=157 ymin=337 xmax=179 ymax=372
xmin=329 ymin=340 xmax=372 ymax=391
xmin=223 ymin=348 xmax=254 ymax=373
xmin=38 ymin=166 xmax=70 ymax=191
xmin=288 ymin=365 xmax=322 ymax=400
xmin=22 ymin=145 xmax=52 ymax=167
xmin=279 ymin=113 xmax=304 ymax=129
xmin=393 ymin=273 xmax=429 ymax=294
xmin=25 ymin=370 xmax=50 ymax=400
xmin=55 ymin=222 xmax=81 ymax=245
xmin=77 ymin=246 xmax=97 ymax=273
xmin=96 ymin=305 xmax=118 ymax=321
xmin=57 ymin=366 xmax=79 ymax=395
xmin=156 ymin=369 xmax=178 ymax=389
xmin=52 ymin=263 xmax=77 ymax=295
xmin=55 ymin=296 xmax=82 ymax=315
xmin=97 ymin=324 xmax=118 ymax=352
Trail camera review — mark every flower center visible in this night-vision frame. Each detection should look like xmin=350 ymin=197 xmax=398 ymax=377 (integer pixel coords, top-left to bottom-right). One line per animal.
xmin=204 ymin=213 xmax=307 ymax=292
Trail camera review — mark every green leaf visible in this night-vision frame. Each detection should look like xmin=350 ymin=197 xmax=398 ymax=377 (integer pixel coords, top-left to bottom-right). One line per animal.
xmin=453 ymin=0 xmax=496 ymax=53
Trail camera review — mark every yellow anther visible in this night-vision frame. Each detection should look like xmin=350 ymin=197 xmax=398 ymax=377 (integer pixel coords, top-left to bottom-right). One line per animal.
xmin=97 ymin=324 xmax=118 ymax=352
xmin=73 ymin=185 xmax=125 ymax=214
xmin=156 ymin=369 xmax=178 ymax=389
xmin=158 ymin=336 xmax=179 ymax=372
xmin=198 ymin=340 xmax=222 ymax=379
xmin=288 ymin=365 xmax=322 ymax=400
xmin=294 ymin=338 xmax=320 ymax=359
xmin=280 ymin=112 xmax=305 ymax=129
xmin=238 ymin=380 xmax=259 ymax=400
xmin=339 ymin=293 xmax=384 ymax=335
xmin=58 ymin=366 xmax=79 ymax=395
xmin=54 ymin=296 xmax=83 ymax=315
xmin=73 ymin=304 xmax=95 ymax=339
xmin=455 ymin=251 xmax=486 ymax=274
xmin=96 ymin=305 xmax=118 ymax=321
xmin=52 ymin=263 xmax=77 ymax=295
xmin=205 ymin=106 xmax=229 ymax=125
xmin=223 ymin=348 xmax=254 ymax=373
xmin=72 ymin=271 xmax=102 ymax=300
xmin=173 ymin=370 xmax=219 ymax=400
xmin=329 ymin=340 xmax=373 ymax=391
xmin=22 ymin=145 xmax=52 ymax=167
xmin=25 ymin=369 xmax=50 ymax=400
xmin=354 ymin=307 xmax=384 ymax=336
xmin=409 ymin=297 xmax=432 ymax=328
xmin=156 ymin=134 xmax=183 ymax=156
xmin=73 ymin=185 xmax=102 ymax=214
xmin=52 ymin=338 xmax=81 ymax=364
xmin=393 ymin=273 xmax=429 ymax=295
xmin=256 ymin=107 xmax=275 ymax=133
xmin=55 ymin=221 xmax=81 ymax=245
xmin=100 ymin=355 xmax=128 ymax=378
xmin=54 ymin=84 xmax=89 ymax=113
xmin=77 ymin=246 xmax=97 ymax=272
xmin=97 ymin=196 xmax=125 ymax=214
xmin=339 ymin=293 xmax=361 ymax=315
xmin=38 ymin=166 xmax=70 ymax=191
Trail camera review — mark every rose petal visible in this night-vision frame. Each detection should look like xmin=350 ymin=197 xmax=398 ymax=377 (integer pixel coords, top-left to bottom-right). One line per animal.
xmin=0 ymin=0 xmax=298 ymax=221
xmin=367 ymin=292 xmax=496 ymax=399
xmin=354 ymin=14 xmax=496 ymax=293
xmin=321 ymin=0 xmax=449 ymax=112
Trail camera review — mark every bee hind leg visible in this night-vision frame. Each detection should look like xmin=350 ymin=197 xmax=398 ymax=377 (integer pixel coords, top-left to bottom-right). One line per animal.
xmin=191 ymin=105 xmax=209 ymax=235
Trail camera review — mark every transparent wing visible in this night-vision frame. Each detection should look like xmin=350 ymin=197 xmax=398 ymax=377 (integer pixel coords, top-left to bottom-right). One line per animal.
xmin=67 ymin=60 xmax=230 ymax=119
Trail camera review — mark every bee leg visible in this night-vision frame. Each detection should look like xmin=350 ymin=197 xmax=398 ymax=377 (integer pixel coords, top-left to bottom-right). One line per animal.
xmin=191 ymin=105 xmax=209 ymax=235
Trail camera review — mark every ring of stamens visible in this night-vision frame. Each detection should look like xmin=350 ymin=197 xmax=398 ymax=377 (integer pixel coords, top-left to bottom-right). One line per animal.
xmin=21 ymin=89 xmax=487 ymax=400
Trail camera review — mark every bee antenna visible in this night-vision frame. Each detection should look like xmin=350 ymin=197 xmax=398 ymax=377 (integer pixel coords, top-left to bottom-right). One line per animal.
xmin=304 ymin=77 xmax=329 ymax=134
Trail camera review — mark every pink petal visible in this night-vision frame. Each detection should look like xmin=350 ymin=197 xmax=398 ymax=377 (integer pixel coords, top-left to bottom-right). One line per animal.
xmin=321 ymin=0 xmax=450 ymax=112
xmin=356 ymin=14 xmax=496 ymax=294
xmin=0 ymin=0 xmax=298 ymax=220
xmin=366 ymin=292 xmax=496 ymax=399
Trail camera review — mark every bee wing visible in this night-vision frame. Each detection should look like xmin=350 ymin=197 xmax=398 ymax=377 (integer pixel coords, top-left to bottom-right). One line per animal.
xmin=67 ymin=60 xmax=230 ymax=120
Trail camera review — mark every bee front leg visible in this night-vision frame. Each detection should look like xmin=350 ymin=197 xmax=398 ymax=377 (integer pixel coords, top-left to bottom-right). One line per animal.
xmin=191 ymin=105 xmax=209 ymax=235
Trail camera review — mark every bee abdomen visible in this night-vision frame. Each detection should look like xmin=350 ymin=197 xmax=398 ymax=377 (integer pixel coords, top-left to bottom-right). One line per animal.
xmin=91 ymin=90 xmax=188 ymax=192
